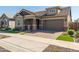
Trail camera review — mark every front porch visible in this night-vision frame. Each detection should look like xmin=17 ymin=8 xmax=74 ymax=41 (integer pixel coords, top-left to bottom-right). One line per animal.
xmin=22 ymin=18 xmax=41 ymax=31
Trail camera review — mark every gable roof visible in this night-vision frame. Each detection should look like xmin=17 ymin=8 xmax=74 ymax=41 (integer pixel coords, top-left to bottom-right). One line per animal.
xmin=0 ymin=13 xmax=15 ymax=21
xmin=35 ymin=11 xmax=47 ymax=16
xmin=14 ymin=9 xmax=36 ymax=18
xmin=20 ymin=9 xmax=35 ymax=15
xmin=0 ymin=13 xmax=9 ymax=19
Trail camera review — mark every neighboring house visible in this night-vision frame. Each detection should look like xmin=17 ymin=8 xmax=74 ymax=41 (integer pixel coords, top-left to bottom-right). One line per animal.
xmin=0 ymin=14 xmax=9 ymax=29
xmin=14 ymin=6 xmax=72 ymax=31
xmin=9 ymin=18 xmax=15 ymax=29
xmin=0 ymin=14 xmax=15 ymax=29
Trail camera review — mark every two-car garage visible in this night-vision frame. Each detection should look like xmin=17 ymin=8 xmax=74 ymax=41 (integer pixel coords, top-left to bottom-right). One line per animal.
xmin=43 ymin=19 xmax=64 ymax=31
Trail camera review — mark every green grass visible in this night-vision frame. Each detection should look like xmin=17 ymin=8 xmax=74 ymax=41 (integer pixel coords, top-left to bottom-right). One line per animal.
xmin=57 ymin=34 xmax=74 ymax=42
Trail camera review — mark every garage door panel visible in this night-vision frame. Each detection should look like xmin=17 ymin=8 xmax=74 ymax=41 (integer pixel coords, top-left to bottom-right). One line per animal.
xmin=43 ymin=20 xmax=64 ymax=31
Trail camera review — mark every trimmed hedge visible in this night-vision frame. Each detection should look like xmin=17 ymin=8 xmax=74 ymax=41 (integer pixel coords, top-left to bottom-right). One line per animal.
xmin=68 ymin=30 xmax=75 ymax=36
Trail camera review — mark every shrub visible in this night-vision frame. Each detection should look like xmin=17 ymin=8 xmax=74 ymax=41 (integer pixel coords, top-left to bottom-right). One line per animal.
xmin=68 ymin=27 xmax=73 ymax=30
xmin=76 ymin=31 xmax=79 ymax=38
xmin=68 ymin=30 xmax=75 ymax=36
xmin=12 ymin=28 xmax=19 ymax=31
xmin=0 ymin=28 xmax=5 ymax=31
xmin=5 ymin=28 xmax=11 ymax=30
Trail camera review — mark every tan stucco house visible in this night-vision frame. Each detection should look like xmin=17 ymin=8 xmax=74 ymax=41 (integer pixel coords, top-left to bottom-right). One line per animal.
xmin=0 ymin=6 xmax=72 ymax=31
xmin=14 ymin=6 xmax=72 ymax=31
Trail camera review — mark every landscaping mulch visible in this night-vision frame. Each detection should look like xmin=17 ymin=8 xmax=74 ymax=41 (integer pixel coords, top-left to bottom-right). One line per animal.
xmin=43 ymin=45 xmax=79 ymax=52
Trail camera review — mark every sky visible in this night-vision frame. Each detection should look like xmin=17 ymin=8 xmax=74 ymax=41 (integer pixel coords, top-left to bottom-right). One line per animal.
xmin=71 ymin=6 xmax=79 ymax=21
xmin=0 ymin=6 xmax=78 ymax=21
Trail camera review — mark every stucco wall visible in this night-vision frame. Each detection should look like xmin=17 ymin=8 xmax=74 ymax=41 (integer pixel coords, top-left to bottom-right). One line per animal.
xmin=9 ymin=21 xmax=15 ymax=29
xmin=15 ymin=16 xmax=24 ymax=30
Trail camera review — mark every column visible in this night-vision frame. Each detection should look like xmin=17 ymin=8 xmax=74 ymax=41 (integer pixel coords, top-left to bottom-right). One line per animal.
xmin=33 ymin=18 xmax=37 ymax=31
xmin=21 ymin=19 xmax=25 ymax=31
xmin=40 ymin=20 xmax=43 ymax=30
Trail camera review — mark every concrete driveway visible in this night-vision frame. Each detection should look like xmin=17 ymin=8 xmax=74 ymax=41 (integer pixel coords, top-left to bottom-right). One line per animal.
xmin=25 ymin=31 xmax=63 ymax=39
xmin=0 ymin=37 xmax=49 ymax=52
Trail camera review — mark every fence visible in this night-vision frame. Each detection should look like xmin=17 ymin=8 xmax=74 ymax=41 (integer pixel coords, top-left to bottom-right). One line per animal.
xmin=69 ymin=22 xmax=79 ymax=31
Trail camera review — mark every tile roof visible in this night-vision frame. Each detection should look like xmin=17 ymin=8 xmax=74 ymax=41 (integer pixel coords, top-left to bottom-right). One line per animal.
xmin=35 ymin=7 xmax=70 ymax=17
xmin=56 ymin=7 xmax=69 ymax=16
xmin=35 ymin=11 xmax=47 ymax=16
xmin=0 ymin=13 xmax=9 ymax=19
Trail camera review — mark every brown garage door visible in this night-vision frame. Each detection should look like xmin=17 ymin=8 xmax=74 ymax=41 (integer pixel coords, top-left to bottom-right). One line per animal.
xmin=43 ymin=19 xmax=64 ymax=31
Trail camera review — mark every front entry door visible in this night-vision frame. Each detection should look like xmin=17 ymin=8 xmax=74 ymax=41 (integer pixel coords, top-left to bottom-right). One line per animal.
xmin=24 ymin=19 xmax=33 ymax=31
xmin=36 ymin=19 xmax=40 ymax=30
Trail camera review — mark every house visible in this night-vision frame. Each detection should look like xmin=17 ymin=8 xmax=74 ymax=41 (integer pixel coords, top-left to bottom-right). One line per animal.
xmin=0 ymin=14 xmax=9 ymax=29
xmin=14 ymin=6 xmax=72 ymax=31
xmin=9 ymin=18 xmax=15 ymax=29
xmin=0 ymin=13 xmax=15 ymax=29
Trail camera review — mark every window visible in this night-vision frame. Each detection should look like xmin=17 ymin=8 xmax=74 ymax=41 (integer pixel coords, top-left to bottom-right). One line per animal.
xmin=52 ymin=10 xmax=54 ymax=12
xmin=4 ymin=18 xmax=8 ymax=23
xmin=49 ymin=10 xmax=51 ymax=12
xmin=50 ymin=9 xmax=56 ymax=13
xmin=17 ymin=20 xmax=20 ymax=25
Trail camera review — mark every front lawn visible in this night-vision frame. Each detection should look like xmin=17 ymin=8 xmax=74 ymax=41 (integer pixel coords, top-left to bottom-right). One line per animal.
xmin=57 ymin=34 xmax=74 ymax=42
